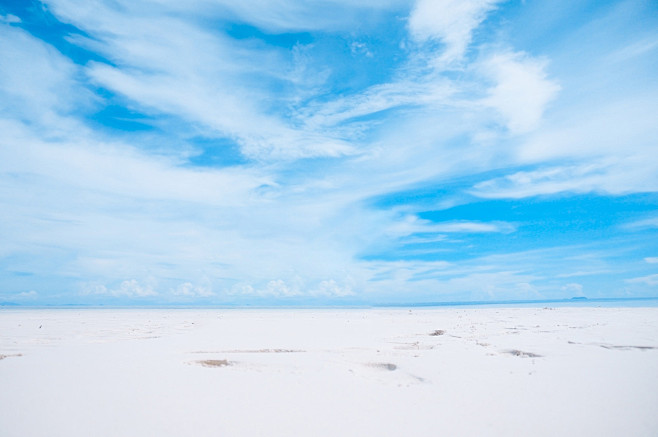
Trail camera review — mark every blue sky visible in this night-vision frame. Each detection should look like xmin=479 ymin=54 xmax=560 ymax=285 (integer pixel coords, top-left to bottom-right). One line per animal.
xmin=1 ymin=0 xmax=657 ymax=305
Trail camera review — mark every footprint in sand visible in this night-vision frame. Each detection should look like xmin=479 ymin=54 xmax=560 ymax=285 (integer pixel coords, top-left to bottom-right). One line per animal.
xmin=368 ymin=362 xmax=397 ymax=371
xmin=504 ymin=349 xmax=542 ymax=358
xmin=196 ymin=359 xmax=232 ymax=368
xmin=0 ymin=354 xmax=23 ymax=361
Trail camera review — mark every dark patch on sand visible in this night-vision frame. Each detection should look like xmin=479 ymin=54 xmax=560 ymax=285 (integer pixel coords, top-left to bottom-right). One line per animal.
xmin=569 ymin=341 xmax=658 ymax=351
xmin=505 ymin=349 xmax=542 ymax=358
xmin=193 ymin=349 xmax=304 ymax=354
xmin=599 ymin=344 xmax=658 ymax=351
xmin=0 ymin=353 xmax=22 ymax=361
xmin=197 ymin=359 xmax=231 ymax=368
xmin=369 ymin=362 xmax=397 ymax=371
xmin=429 ymin=330 xmax=445 ymax=336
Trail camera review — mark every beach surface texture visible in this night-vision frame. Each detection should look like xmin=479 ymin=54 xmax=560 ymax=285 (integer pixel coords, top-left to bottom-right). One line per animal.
xmin=1 ymin=307 xmax=657 ymax=436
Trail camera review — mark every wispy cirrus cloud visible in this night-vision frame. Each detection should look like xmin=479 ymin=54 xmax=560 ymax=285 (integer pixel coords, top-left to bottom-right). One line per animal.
xmin=0 ymin=13 xmax=21 ymax=24
xmin=408 ymin=0 xmax=503 ymax=64
xmin=626 ymin=274 xmax=658 ymax=287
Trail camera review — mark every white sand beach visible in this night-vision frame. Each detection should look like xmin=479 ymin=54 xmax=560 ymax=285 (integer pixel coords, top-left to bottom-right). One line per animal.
xmin=1 ymin=307 xmax=657 ymax=436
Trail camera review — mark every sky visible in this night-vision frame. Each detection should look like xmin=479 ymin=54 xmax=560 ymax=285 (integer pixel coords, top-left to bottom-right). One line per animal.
xmin=1 ymin=0 xmax=657 ymax=306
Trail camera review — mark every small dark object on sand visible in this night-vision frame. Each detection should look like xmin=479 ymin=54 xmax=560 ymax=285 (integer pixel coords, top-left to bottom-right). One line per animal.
xmin=506 ymin=349 xmax=542 ymax=358
xmin=430 ymin=330 xmax=445 ymax=336
xmin=198 ymin=359 xmax=231 ymax=368
xmin=370 ymin=362 xmax=397 ymax=371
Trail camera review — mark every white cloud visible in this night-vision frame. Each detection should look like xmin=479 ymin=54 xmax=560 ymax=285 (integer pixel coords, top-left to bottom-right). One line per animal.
xmin=471 ymin=163 xmax=608 ymax=198
xmin=80 ymin=280 xmax=157 ymax=297
xmin=519 ymin=94 xmax=658 ymax=165
xmin=114 ymin=279 xmax=157 ymax=297
xmin=229 ymin=279 xmax=303 ymax=298
xmin=623 ymin=217 xmax=658 ymax=231
xmin=408 ymin=0 xmax=502 ymax=63
xmin=380 ymin=215 xmax=515 ymax=240
xmin=480 ymin=51 xmax=560 ymax=134
xmin=43 ymin=0 xmax=357 ymax=160
xmin=312 ymin=279 xmax=354 ymax=297
xmin=264 ymin=279 xmax=301 ymax=298
xmin=607 ymin=37 xmax=658 ymax=63
xmin=0 ymin=14 xmax=21 ymax=24
xmin=298 ymin=79 xmax=455 ymax=130
xmin=430 ymin=221 xmax=515 ymax=233
xmin=145 ymin=0 xmax=409 ymax=33
xmin=80 ymin=283 xmax=110 ymax=296
xmin=16 ymin=290 xmax=38 ymax=299
xmin=644 ymin=257 xmax=658 ymax=264
xmin=0 ymin=25 xmax=92 ymax=128
xmin=416 ymin=270 xmax=542 ymax=301
xmin=470 ymin=156 xmax=658 ymax=199
xmin=350 ymin=42 xmax=373 ymax=58
xmin=0 ymin=128 xmax=268 ymax=206
xmin=172 ymin=282 xmax=214 ymax=297
xmin=224 ymin=276 xmax=356 ymax=299
xmin=560 ymin=283 xmax=584 ymax=296
xmin=626 ymin=274 xmax=658 ymax=287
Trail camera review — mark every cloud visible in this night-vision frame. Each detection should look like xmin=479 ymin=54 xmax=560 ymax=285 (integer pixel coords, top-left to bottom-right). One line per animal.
xmin=312 ymin=279 xmax=354 ymax=297
xmin=375 ymin=215 xmax=516 ymax=255
xmin=6 ymin=136 xmax=267 ymax=205
xmin=626 ymin=274 xmax=658 ymax=287
xmin=645 ymin=257 xmax=658 ymax=264
xmin=81 ymin=280 xmax=157 ymax=297
xmin=229 ymin=279 xmax=303 ymax=298
xmin=298 ymin=79 xmax=455 ymax=130
xmin=429 ymin=221 xmax=515 ymax=233
xmin=350 ymin=42 xmax=373 ymax=58
xmin=518 ymin=95 xmax=658 ymax=166
xmin=15 ymin=290 xmax=38 ymax=299
xmin=480 ymin=51 xmax=560 ymax=134
xmin=408 ymin=0 xmax=502 ymax=63
xmin=406 ymin=269 xmax=543 ymax=301
xmin=145 ymin=0 xmax=409 ymax=33
xmin=0 ymin=14 xmax=21 ymax=24
xmin=44 ymin=0 xmax=358 ymax=160
xmin=560 ymin=283 xmax=584 ymax=296
xmin=172 ymin=282 xmax=214 ymax=297
xmin=470 ymin=163 xmax=610 ymax=198
xmin=623 ymin=216 xmax=658 ymax=231
xmin=0 ymin=24 xmax=92 ymax=128
xmin=225 ymin=276 xmax=356 ymax=299
xmin=607 ymin=37 xmax=658 ymax=63
xmin=384 ymin=216 xmax=515 ymax=236
xmin=115 ymin=280 xmax=157 ymax=297
xmin=470 ymin=156 xmax=658 ymax=199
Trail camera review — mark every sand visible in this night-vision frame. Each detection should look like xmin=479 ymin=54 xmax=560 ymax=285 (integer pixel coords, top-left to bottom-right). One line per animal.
xmin=1 ymin=307 xmax=657 ymax=436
